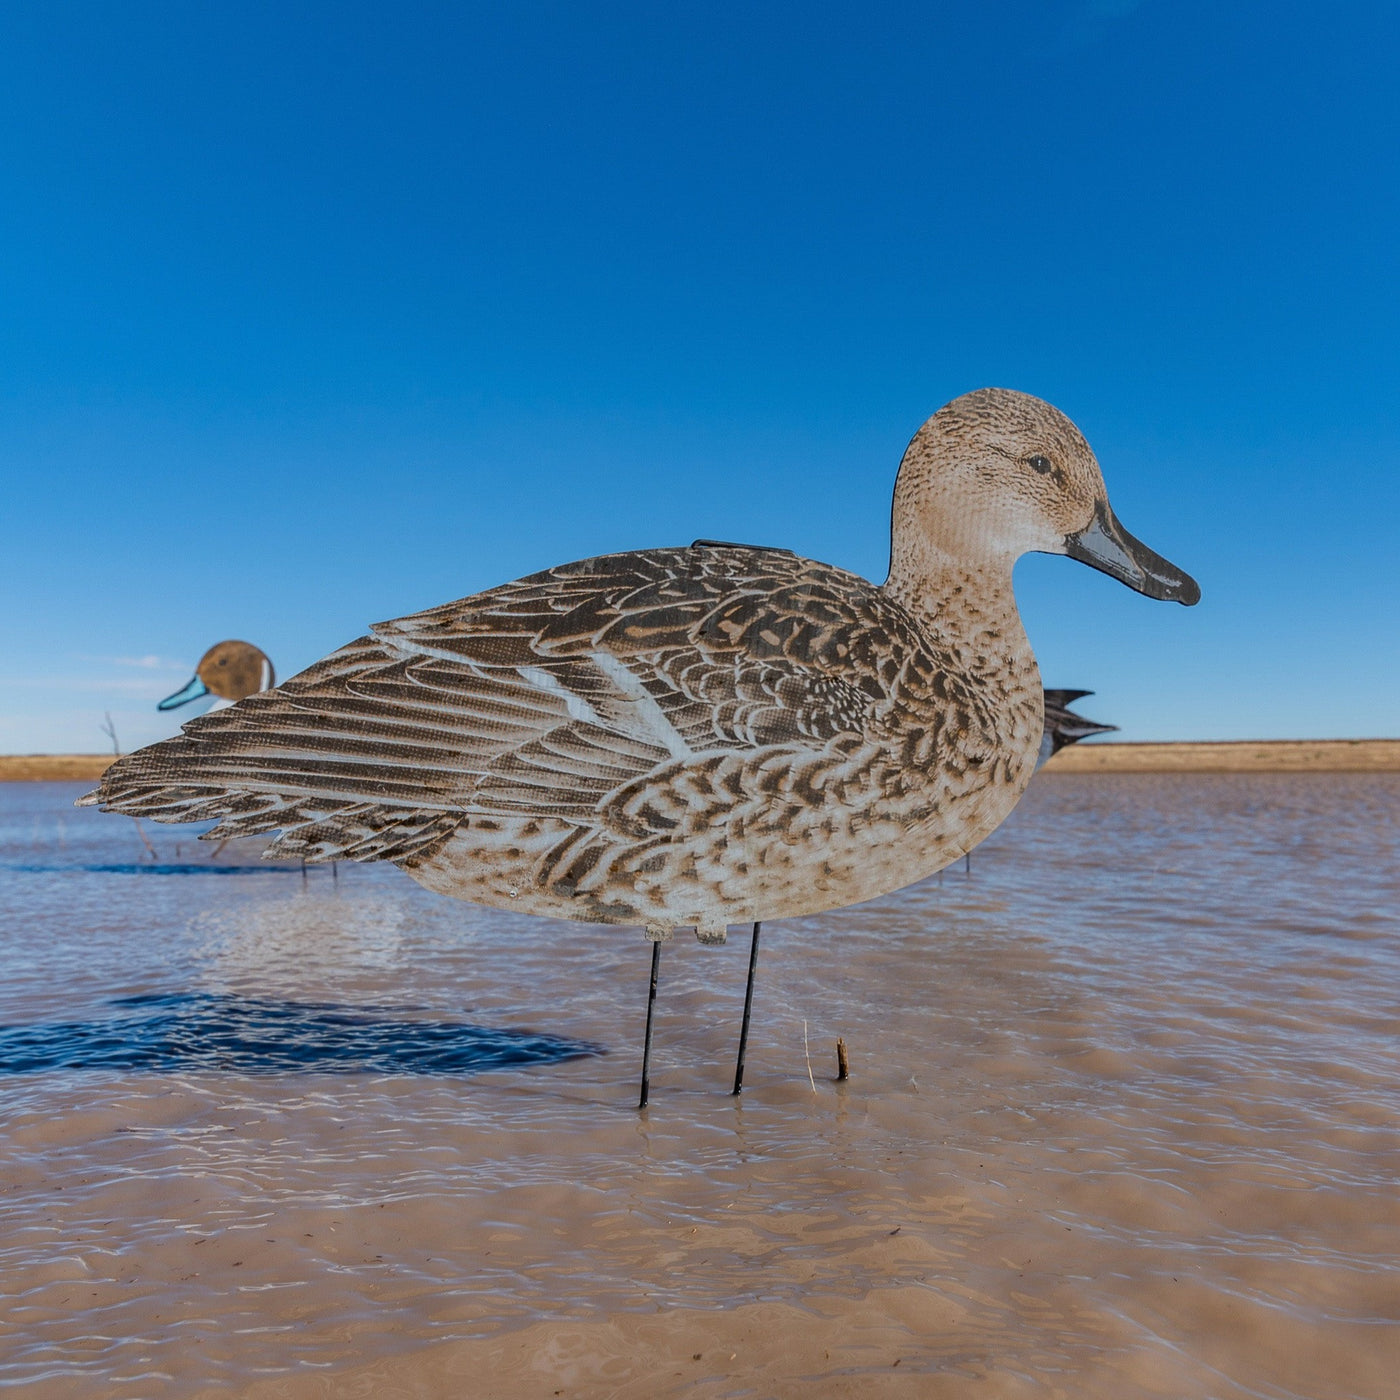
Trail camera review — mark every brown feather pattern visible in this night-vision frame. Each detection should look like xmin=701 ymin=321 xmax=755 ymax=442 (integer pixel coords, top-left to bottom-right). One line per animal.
xmin=77 ymin=388 xmax=1200 ymax=936
xmin=81 ymin=541 xmax=1038 ymax=929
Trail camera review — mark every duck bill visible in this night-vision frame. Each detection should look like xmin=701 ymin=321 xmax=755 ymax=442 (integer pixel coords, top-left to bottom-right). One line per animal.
xmin=157 ymin=674 xmax=210 ymax=711
xmin=1064 ymin=501 xmax=1200 ymax=605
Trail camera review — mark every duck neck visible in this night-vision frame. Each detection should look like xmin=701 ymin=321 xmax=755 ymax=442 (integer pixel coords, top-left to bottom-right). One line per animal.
xmin=883 ymin=534 xmax=1039 ymax=703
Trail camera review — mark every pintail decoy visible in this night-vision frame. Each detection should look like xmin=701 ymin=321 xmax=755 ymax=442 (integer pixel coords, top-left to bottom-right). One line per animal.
xmin=158 ymin=641 xmax=275 ymax=712
xmin=83 ymin=389 xmax=1199 ymax=1105
xmin=1038 ymin=689 xmax=1118 ymax=768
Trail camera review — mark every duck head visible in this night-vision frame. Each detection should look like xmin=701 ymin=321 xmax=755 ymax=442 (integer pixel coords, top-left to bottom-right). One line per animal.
xmin=891 ymin=388 xmax=1200 ymax=605
xmin=158 ymin=640 xmax=275 ymax=711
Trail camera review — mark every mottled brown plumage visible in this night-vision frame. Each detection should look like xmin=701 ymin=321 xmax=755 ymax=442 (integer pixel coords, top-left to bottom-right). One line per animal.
xmin=82 ymin=389 xmax=1197 ymax=942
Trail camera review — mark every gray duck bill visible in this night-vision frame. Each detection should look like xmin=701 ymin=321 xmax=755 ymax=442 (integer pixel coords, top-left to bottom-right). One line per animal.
xmin=1063 ymin=500 xmax=1200 ymax=606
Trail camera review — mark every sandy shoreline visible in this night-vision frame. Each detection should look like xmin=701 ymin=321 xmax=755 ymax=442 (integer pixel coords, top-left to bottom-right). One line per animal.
xmin=0 ymin=754 xmax=121 ymax=781
xmin=1042 ymin=737 xmax=1400 ymax=772
xmin=4 ymin=739 xmax=1398 ymax=783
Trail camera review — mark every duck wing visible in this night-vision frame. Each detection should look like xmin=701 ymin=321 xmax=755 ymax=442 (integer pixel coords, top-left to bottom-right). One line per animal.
xmin=80 ymin=545 xmax=927 ymax=864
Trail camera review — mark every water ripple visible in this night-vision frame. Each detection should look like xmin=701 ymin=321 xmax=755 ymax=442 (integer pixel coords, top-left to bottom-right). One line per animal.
xmin=0 ymin=774 xmax=1397 ymax=1398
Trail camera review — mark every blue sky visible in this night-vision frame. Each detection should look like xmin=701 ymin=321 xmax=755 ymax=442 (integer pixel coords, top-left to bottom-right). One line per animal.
xmin=2 ymin=0 xmax=1396 ymax=752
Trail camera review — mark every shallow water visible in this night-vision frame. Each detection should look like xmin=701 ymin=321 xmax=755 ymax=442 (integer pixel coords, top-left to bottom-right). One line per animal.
xmin=1 ymin=776 xmax=1397 ymax=1398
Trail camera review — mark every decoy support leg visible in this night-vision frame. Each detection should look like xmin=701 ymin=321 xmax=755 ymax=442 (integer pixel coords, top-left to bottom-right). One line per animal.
xmin=639 ymin=939 xmax=662 ymax=1110
xmin=732 ymin=921 xmax=762 ymax=1096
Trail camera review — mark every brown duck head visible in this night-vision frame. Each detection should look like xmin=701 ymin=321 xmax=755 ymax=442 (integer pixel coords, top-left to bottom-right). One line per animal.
xmin=158 ymin=640 xmax=275 ymax=711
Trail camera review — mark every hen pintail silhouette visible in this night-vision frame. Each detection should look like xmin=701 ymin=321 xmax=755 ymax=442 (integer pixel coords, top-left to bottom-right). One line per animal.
xmin=82 ymin=389 xmax=1199 ymax=1105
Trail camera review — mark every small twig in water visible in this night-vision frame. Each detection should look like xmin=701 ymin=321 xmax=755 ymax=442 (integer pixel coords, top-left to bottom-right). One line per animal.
xmin=101 ymin=713 xmax=158 ymax=860
xmin=132 ymin=819 xmax=159 ymax=862
xmin=802 ymin=1020 xmax=816 ymax=1093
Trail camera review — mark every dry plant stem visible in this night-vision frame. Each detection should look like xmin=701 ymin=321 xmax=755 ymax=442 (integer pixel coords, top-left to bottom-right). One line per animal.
xmin=132 ymin=820 xmax=158 ymax=862
xmin=101 ymin=712 xmax=157 ymax=861
xmin=803 ymin=1020 xmax=816 ymax=1093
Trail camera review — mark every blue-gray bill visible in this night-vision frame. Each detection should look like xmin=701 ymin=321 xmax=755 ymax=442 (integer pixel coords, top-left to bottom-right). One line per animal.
xmin=1063 ymin=501 xmax=1200 ymax=605
xmin=157 ymin=675 xmax=210 ymax=711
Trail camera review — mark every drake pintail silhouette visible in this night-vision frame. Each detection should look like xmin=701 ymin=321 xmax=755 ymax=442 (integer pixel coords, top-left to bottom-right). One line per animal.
xmin=82 ymin=389 xmax=1198 ymax=1103
xmin=158 ymin=641 xmax=275 ymax=712
xmin=1039 ymin=689 xmax=1118 ymax=767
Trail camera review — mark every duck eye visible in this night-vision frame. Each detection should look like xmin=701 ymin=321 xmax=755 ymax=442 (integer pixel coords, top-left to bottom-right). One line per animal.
xmin=1028 ymin=455 xmax=1053 ymax=475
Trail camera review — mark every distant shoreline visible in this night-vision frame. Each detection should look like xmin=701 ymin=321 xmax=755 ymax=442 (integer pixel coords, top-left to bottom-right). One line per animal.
xmin=2 ymin=755 xmax=123 ymax=781
xmin=1043 ymin=738 xmax=1400 ymax=773
xmin=3 ymin=740 xmax=1398 ymax=783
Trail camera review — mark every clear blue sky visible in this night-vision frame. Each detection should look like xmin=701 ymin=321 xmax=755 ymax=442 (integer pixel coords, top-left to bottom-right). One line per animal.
xmin=2 ymin=1 xmax=1396 ymax=753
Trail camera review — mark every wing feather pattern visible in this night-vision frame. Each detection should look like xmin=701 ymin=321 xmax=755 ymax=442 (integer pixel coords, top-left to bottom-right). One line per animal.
xmin=81 ymin=546 xmax=924 ymax=865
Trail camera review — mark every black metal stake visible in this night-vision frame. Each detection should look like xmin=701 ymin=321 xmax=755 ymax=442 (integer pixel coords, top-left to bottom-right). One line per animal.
xmin=732 ymin=921 xmax=762 ymax=1096
xmin=638 ymin=939 xmax=662 ymax=1110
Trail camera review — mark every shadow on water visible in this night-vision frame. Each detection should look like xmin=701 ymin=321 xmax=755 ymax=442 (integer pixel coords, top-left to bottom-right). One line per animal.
xmin=1 ymin=862 xmax=302 ymax=876
xmin=0 ymin=993 xmax=604 ymax=1075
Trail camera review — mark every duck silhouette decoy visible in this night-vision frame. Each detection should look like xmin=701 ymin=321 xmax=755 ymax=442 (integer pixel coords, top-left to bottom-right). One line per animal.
xmin=1038 ymin=689 xmax=1118 ymax=768
xmin=83 ymin=389 xmax=1198 ymax=1104
xmin=158 ymin=641 xmax=275 ymax=712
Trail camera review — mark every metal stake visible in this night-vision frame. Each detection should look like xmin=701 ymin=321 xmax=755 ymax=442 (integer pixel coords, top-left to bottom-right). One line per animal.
xmin=732 ymin=921 xmax=762 ymax=1096
xmin=638 ymin=939 xmax=662 ymax=1109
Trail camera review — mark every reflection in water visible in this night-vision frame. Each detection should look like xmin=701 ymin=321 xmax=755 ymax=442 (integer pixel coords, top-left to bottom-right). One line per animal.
xmin=0 ymin=992 xmax=602 ymax=1074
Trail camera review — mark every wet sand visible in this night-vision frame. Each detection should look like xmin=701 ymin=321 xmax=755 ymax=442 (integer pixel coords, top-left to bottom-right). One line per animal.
xmin=6 ymin=737 xmax=1399 ymax=783
xmin=2 ymin=775 xmax=1398 ymax=1397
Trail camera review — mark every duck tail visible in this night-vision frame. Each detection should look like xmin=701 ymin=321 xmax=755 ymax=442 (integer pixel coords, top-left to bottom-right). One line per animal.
xmin=1041 ymin=689 xmax=1118 ymax=757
